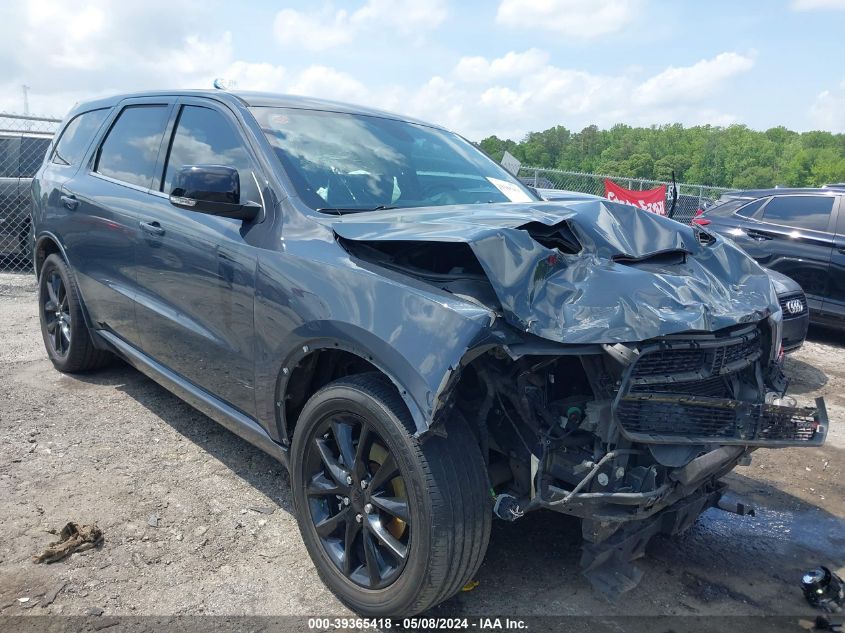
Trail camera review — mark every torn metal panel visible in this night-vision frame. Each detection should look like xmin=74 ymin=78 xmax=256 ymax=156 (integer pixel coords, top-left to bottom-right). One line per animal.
xmin=332 ymin=199 xmax=779 ymax=344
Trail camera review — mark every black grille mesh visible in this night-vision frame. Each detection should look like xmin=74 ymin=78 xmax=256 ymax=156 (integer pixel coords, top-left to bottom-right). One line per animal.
xmin=617 ymin=395 xmax=818 ymax=443
xmin=631 ymin=348 xmax=707 ymax=378
xmin=631 ymin=330 xmax=761 ymax=381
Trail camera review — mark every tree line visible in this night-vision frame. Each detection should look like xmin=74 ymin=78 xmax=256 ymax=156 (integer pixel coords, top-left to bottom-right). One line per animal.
xmin=479 ymin=123 xmax=845 ymax=189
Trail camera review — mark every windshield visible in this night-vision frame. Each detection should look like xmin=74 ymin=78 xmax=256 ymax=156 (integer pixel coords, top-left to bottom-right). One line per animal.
xmin=250 ymin=106 xmax=538 ymax=213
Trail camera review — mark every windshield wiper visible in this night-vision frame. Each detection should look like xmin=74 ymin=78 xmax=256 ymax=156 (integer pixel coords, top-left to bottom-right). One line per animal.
xmin=316 ymin=205 xmax=397 ymax=215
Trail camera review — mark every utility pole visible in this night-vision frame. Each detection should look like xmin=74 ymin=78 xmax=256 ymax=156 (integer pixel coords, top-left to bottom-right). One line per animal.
xmin=22 ymin=85 xmax=30 ymax=115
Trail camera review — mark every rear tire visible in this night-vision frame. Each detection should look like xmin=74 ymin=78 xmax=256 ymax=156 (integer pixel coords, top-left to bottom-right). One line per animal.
xmin=38 ymin=253 xmax=111 ymax=373
xmin=290 ymin=373 xmax=491 ymax=616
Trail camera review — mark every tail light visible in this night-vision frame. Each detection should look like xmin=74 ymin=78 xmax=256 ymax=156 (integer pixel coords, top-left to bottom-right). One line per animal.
xmin=691 ymin=208 xmax=710 ymax=226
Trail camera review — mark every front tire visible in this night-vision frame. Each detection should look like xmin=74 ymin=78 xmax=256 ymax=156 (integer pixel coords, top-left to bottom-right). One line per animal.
xmin=290 ymin=373 xmax=491 ymax=616
xmin=38 ymin=253 xmax=111 ymax=373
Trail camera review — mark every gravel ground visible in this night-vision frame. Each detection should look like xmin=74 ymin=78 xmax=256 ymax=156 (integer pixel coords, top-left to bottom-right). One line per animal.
xmin=0 ymin=271 xmax=843 ymax=624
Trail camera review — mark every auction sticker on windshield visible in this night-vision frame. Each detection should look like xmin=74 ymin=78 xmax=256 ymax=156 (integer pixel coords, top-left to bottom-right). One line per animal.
xmin=486 ymin=177 xmax=533 ymax=202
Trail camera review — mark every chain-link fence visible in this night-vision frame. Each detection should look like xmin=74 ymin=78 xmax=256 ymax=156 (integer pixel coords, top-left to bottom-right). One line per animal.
xmin=517 ymin=166 xmax=732 ymax=225
xmin=1 ymin=113 xmax=61 ymax=272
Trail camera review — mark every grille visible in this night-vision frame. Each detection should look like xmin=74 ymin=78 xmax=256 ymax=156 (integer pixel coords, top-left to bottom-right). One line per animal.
xmin=631 ymin=348 xmax=707 ymax=378
xmin=631 ymin=375 xmax=728 ymax=397
xmin=616 ymin=394 xmax=821 ymax=445
xmin=778 ymin=292 xmax=808 ymax=319
xmin=617 ymin=396 xmax=738 ymax=438
xmin=631 ymin=328 xmax=761 ymax=381
xmin=713 ymin=334 xmax=762 ymax=369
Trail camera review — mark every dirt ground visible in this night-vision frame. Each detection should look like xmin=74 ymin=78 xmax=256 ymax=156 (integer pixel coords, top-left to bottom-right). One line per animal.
xmin=0 ymin=270 xmax=843 ymax=624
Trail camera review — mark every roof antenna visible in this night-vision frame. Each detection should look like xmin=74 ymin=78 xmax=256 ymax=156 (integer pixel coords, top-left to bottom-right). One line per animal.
xmin=213 ymin=78 xmax=236 ymax=90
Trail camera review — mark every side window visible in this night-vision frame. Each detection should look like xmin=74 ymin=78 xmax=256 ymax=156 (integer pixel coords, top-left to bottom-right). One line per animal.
xmin=162 ymin=105 xmax=259 ymax=203
xmin=0 ymin=137 xmax=18 ymax=178
xmin=96 ymin=105 xmax=170 ymax=188
xmin=51 ymin=109 xmax=109 ymax=167
xmin=19 ymin=137 xmax=52 ymax=177
xmin=735 ymin=198 xmax=767 ymax=218
xmin=760 ymin=195 xmax=833 ymax=232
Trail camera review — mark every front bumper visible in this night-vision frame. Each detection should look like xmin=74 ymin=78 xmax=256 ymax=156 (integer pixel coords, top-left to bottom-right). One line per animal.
xmin=613 ymin=322 xmax=827 ymax=447
xmin=782 ymin=313 xmax=809 ymax=353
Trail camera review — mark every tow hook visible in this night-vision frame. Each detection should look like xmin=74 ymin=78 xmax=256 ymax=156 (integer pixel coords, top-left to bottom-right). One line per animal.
xmin=716 ymin=498 xmax=756 ymax=516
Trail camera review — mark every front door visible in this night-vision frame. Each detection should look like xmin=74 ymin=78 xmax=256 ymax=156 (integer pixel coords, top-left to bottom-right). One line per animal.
xmin=133 ymin=99 xmax=266 ymax=416
xmin=735 ymin=194 xmax=836 ymax=313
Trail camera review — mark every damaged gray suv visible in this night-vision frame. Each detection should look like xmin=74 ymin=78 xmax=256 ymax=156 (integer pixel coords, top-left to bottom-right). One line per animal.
xmin=32 ymin=90 xmax=828 ymax=615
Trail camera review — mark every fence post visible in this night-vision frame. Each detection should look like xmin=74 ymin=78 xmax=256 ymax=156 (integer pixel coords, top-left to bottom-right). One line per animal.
xmin=533 ymin=168 xmax=539 ymax=187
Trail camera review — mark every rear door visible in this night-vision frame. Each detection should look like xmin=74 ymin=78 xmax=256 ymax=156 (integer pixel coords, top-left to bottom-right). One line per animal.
xmin=824 ymin=195 xmax=845 ymax=322
xmin=132 ymin=97 xmax=266 ymax=415
xmin=60 ymin=99 xmax=173 ymax=346
xmin=733 ymin=194 xmax=836 ymax=313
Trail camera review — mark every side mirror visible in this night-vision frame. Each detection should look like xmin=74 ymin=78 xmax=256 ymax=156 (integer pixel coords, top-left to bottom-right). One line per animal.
xmin=169 ymin=165 xmax=260 ymax=221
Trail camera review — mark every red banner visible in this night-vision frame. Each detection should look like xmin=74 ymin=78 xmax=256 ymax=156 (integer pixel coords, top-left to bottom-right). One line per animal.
xmin=604 ymin=179 xmax=667 ymax=216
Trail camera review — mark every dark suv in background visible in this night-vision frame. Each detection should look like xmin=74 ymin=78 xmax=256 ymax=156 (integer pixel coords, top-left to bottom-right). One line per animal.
xmin=696 ymin=188 xmax=844 ymax=331
xmin=0 ymin=132 xmax=52 ymax=262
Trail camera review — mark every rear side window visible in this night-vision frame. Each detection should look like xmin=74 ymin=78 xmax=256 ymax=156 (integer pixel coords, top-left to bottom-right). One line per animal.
xmin=707 ymin=198 xmax=746 ymax=216
xmin=52 ymin=109 xmax=109 ymax=167
xmin=735 ymin=197 xmax=767 ymax=218
xmin=760 ymin=195 xmax=833 ymax=232
xmin=96 ymin=105 xmax=170 ymax=188
xmin=0 ymin=137 xmax=17 ymax=178
xmin=162 ymin=105 xmax=259 ymax=203
xmin=19 ymin=137 xmax=52 ymax=177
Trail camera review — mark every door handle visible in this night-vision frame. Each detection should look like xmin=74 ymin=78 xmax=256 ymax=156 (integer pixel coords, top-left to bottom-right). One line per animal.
xmin=139 ymin=220 xmax=165 ymax=236
xmin=60 ymin=195 xmax=78 ymax=211
xmin=838 ymin=247 xmax=845 ymax=255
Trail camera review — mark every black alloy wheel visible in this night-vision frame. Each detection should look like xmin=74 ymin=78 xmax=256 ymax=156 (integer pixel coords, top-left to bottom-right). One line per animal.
xmin=303 ymin=413 xmax=411 ymax=589
xmin=38 ymin=253 xmax=111 ymax=372
xmin=42 ymin=268 xmax=71 ymax=357
xmin=291 ymin=373 xmax=491 ymax=616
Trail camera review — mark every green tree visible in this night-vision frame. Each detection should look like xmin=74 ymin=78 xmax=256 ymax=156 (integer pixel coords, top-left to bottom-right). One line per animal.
xmin=479 ymin=123 xmax=845 ymax=188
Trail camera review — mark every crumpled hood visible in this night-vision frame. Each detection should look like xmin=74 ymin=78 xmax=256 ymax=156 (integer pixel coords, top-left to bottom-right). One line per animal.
xmin=332 ymin=200 xmax=779 ymax=344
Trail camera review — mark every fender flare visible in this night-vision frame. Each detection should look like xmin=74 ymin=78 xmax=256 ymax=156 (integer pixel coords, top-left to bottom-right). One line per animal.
xmin=269 ymin=321 xmax=489 ymax=441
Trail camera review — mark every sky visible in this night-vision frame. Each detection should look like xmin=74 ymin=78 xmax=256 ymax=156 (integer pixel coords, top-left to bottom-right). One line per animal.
xmin=1 ymin=0 xmax=845 ymax=141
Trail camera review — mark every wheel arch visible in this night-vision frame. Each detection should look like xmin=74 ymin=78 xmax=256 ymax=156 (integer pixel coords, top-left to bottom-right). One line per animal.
xmin=34 ymin=232 xmax=103 ymax=342
xmin=34 ymin=232 xmax=65 ymax=278
xmin=274 ymin=334 xmax=432 ymax=444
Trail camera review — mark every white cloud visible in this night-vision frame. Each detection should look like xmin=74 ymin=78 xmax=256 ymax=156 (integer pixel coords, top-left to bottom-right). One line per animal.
xmin=351 ymin=0 xmax=448 ymax=34
xmin=496 ymin=0 xmax=642 ymax=38
xmin=219 ymin=62 xmax=287 ymax=93
xmin=453 ymin=49 xmax=549 ymax=83
xmin=273 ymin=7 xmax=355 ymax=52
xmin=288 ymin=66 xmax=369 ymax=104
xmin=810 ymin=80 xmax=845 ymax=132
xmin=0 ymin=0 xmax=235 ymax=116
xmin=273 ymin=0 xmax=447 ymax=51
xmin=632 ymin=52 xmax=755 ymax=106
xmin=791 ymin=0 xmax=845 ymax=9
xmin=390 ymin=49 xmax=754 ymax=139
xmin=0 ymin=1 xmax=768 ymax=140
